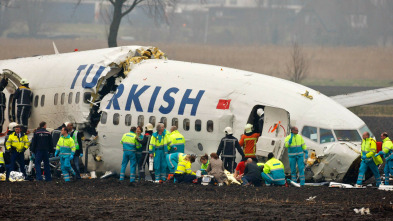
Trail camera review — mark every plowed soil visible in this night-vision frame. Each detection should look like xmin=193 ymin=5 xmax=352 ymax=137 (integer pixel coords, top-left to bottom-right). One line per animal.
xmin=1 ymin=178 xmax=393 ymax=220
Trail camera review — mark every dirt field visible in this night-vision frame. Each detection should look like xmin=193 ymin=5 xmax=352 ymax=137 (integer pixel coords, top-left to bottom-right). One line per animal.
xmin=1 ymin=177 xmax=392 ymax=220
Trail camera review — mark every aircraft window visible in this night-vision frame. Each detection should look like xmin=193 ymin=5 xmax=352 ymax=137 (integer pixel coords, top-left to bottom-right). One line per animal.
xmin=61 ymin=93 xmax=65 ymax=105
xmin=41 ymin=95 xmax=45 ymax=107
xmin=113 ymin=113 xmax=120 ymax=125
xmin=83 ymin=92 xmax=91 ymax=104
xmin=301 ymin=126 xmax=318 ymax=142
xmin=138 ymin=115 xmax=144 ymax=127
xmin=34 ymin=95 xmax=39 ymax=107
xmin=207 ymin=120 xmax=214 ymax=132
xmin=101 ymin=112 xmax=107 ymax=124
xmin=75 ymin=92 xmax=80 ymax=104
xmin=320 ymin=128 xmax=335 ymax=144
xmin=149 ymin=116 xmax=156 ymax=127
xmin=172 ymin=118 xmax=178 ymax=127
xmin=125 ymin=114 xmax=132 ymax=126
xmin=160 ymin=117 xmax=167 ymax=128
xmin=68 ymin=92 xmax=73 ymax=104
xmin=195 ymin=120 xmax=201 ymax=132
xmin=359 ymin=125 xmax=374 ymax=138
xmin=334 ymin=130 xmax=361 ymax=142
xmin=183 ymin=119 xmax=190 ymax=131
xmin=54 ymin=93 xmax=58 ymax=105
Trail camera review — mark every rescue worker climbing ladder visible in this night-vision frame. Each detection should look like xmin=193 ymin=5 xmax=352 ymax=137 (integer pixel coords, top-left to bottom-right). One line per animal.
xmin=55 ymin=127 xmax=76 ymax=182
xmin=285 ymin=126 xmax=308 ymax=186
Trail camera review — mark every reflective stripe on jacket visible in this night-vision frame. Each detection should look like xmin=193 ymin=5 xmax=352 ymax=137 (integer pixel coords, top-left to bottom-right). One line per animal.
xmin=120 ymin=132 xmax=137 ymax=151
xmin=72 ymin=130 xmax=80 ymax=150
xmin=382 ymin=137 xmax=393 ymax=160
xmin=56 ymin=135 xmax=76 ymax=155
xmin=284 ymin=133 xmax=306 ymax=157
xmin=361 ymin=137 xmax=383 ymax=165
xmin=0 ymin=152 xmax=4 ymax=164
xmin=149 ymin=132 xmax=169 ymax=154
xmin=169 ymin=130 xmax=185 ymax=151
xmin=175 ymin=160 xmax=195 ymax=175
xmin=263 ymin=157 xmax=285 ymax=182
xmin=201 ymin=160 xmax=209 ymax=170
xmin=239 ymin=132 xmax=260 ymax=158
xmin=6 ymin=132 xmax=30 ymax=152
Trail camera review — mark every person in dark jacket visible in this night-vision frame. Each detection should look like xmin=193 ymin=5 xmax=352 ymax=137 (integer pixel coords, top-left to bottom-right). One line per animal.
xmin=0 ymin=77 xmax=8 ymax=133
xmin=67 ymin=122 xmax=83 ymax=179
xmin=136 ymin=123 xmax=155 ymax=181
xmin=13 ymin=79 xmax=33 ymax=132
xmin=217 ymin=127 xmax=245 ymax=173
xmin=3 ymin=122 xmax=17 ymax=181
xmin=31 ymin=121 xmax=53 ymax=181
xmin=242 ymin=158 xmax=263 ymax=187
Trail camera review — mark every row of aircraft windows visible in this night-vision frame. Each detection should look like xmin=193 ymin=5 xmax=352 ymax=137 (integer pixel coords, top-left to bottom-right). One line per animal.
xmin=101 ymin=112 xmax=214 ymax=133
xmin=32 ymin=92 xmax=92 ymax=108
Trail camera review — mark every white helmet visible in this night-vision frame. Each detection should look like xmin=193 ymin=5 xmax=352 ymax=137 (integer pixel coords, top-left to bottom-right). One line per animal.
xmin=64 ymin=122 xmax=70 ymax=127
xmin=224 ymin=127 xmax=233 ymax=135
xmin=8 ymin=122 xmax=18 ymax=131
xmin=245 ymin=124 xmax=253 ymax=133
xmin=20 ymin=78 xmax=29 ymax=85
xmin=257 ymin=108 xmax=264 ymax=117
xmin=145 ymin=123 xmax=154 ymax=131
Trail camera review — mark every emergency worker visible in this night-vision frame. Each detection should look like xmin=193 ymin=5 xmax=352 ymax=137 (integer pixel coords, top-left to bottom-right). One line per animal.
xmin=0 ymin=77 xmax=8 ymax=133
xmin=355 ymin=132 xmax=382 ymax=187
xmin=120 ymin=126 xmax=139 ymax=183
xmin=135 ymin=126 xmax=143 ymax=180
xmin=174 ymin=154 xmax=197 ymax=183
xmin=13 ymin=79 xmax=33 ymax=132
xmin=4 ymin=122 xmax=17 ymax=181
xmin=239 ymin=124 xmax=260 ymax=160
xmin=261 ymin=153 xmax=286 ymax=186
xmin=216 ymin=127 xmax=245 ymax=173
xmin=67 ymin=123 xmax=83 ymax=179
xmin=168 ymin=126 xmax=185 ymax=153
xmin=200 ymin=153 xmax=209 ymax=175
xmin=284 ymin=126 xmax=308 ymax=186
xmin=166 ymin=152 xmax=187 ymax=178
xmin=6 ymin=125 xmax=30 ymax=177
xmin=376 ymin=132 xmax=393 ymax=185
xmin=256 ymin=108 xmax=264 ymax=134
xmin=149 ymin=123 xmax=170 ymax=183
xmin=137 ymin=123 xmax=155 ymax=181
xmin=55 ymin=127 xmax=76 ymax=182
xmin=0 ymin=146 xmax=5 ymax=174
xmin=30 ymin=121 xmax=53 ymax=181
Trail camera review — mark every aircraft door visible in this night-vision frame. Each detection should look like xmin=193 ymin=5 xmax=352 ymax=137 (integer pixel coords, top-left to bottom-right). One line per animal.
xmin=1 ymin=69 xmax=22 ymax=133
xmin=255 ymin=106 xmax=290 ymax=160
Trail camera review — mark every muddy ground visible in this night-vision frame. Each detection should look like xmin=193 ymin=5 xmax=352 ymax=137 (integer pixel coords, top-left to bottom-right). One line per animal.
xmin=1 ymin=177 xmax=393 ymax=220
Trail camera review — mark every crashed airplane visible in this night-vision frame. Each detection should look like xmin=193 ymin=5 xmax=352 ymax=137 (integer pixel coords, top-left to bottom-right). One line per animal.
xmin=0 ymin=45 xmax=391 ymax=182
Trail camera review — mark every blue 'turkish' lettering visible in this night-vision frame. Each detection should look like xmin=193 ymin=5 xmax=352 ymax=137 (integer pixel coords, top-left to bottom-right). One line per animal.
xmin=178 ymin=89 xmax=205 ymax=116
xmin=82 ymin=65 xmax=105 ymax=88
xmin=71 ymin=65 xmax=87 ymax=89
xmin=159 ymin=87 xmax=179 ymax=114
xmin=148 ymin=86 xmax=161 ymax=113
xmin=106 ymin=84 xmax=124 ymax=110
xmin=125 ymin=84 xmax=150 ymax=112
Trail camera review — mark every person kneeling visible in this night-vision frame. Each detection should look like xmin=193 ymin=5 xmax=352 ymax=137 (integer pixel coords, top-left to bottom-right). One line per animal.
xmin=261 ymin=153 xmax=286 ymax=186
xmin=174 ymin=155 xmax=197 ymax=183
xmin=241 ymin=158 xmax=262 ymax=187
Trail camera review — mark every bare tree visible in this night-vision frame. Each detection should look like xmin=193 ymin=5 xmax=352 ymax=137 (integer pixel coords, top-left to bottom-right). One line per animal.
xmin=286 ymin=41 xmax=309 ymax=83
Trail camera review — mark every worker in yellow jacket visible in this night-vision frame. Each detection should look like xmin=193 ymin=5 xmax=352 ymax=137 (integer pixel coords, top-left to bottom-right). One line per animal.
xmin=174 ymin=155 xmax=197 ymax=183
xmin=261 ymin=153 xmax=286 ymax=186
xmin=6 ymin=125 xmax=30 ymax=177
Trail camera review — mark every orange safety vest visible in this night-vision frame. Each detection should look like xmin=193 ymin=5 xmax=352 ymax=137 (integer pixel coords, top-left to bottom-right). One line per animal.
xmin=239 ymin=133 xmax=260 ymax=158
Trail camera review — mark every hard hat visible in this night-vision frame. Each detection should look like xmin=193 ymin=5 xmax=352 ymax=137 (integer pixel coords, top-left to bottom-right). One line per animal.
xmin=64 ymin=122 xmax=70 ymax=127
xmin=145 ymin=123 xmax=154 ymax=131
xmin=257 ymin=108 xmax=264 ymax=117
xmin=224 ymin=127 xmax=233 ymax=135
xmin=20 ymin=78 xmax=29 ymax=85
xmin=245 ymin=124 xmax=253 ymax=133
xmin=8 ymin=122 xmax=18 ymax=131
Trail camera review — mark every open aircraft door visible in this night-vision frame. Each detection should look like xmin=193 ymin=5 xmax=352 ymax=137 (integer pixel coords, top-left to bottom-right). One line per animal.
xmin=255 ymin=106 xmax=290 ymax=160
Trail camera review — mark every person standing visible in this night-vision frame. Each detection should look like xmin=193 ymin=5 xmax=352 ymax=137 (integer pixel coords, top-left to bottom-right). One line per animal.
xmin=239 ymin=124 xmax=260 ymax=160
xmin=55 ymin=127 xmax=76 ymax=182
xmin=30 ymin=121 xmax=53 ymax=181
xmin=6 ymin=125 xmax=30 ymax=178
xmin=284 ymin=126 xmax=308 ymax=186
xmin=149 ymin=123 xmax=170 ymax=183
xmin=255 ymin=108 xmax=264 ymax=134
xmin=135 ymin=126 xmax=143 ymax=180
xmin=0 ymin=77 xmax=8 ymax=133
xmin=67 ymin=123 xmax=83 ymax=179
xmin=261 ymin=153 xmax=286 ymax=186
xmin=216 ymin=127 xmax=245 ymax=173
xmin=168 ymin=126 xmax=185 ymax=153
xmin=376 ymin=132 xmax=393 ymax=185
xmin=120 ymin=126 xmax=138 ymax=183
xmin=13 ymin=79 xmax=33 ymax=132
xmin=137 ymin=123 xmax=155 ymax=181
xmin=355 ymin=132 xmax=382 ymax=187
xmin=241 ymin=158 xmax=263 ymax=187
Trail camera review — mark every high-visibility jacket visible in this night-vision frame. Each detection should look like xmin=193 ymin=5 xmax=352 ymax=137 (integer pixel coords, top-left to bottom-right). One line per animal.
xmin=120 ymin=132 xmax=138 ymax=151
xmin=136 ymin=135 xmax=143 ymax=153
xmin=178 ymin=153 xmax=187 ymax=162
xmin=201 ymin=160 xmax=209 ymax=170
xmin=14 ymin=86 xmax=32 ymax=106
xmin=239 ymin=132 xmax=260 ymax=158
xmin=263 ymin=157 xmax=285 ymax=182
xmin=6 ymin=132 xmax=30 ymax=152
xmin=284 ymin=133 xmax=307 ymax=157
xmin=361 ymin=137 xmax=383 ymax=165
xmin=169 ymin=130 xmax=185 ymax=152
xmin=381 ymin=137 xmax=393 ymax=161
xmin=56 ymin=135 xmax=76 ymax=156
xmin=149 ymin=132 xmax=169 ymax=154
xmin=0 ymin=152 xmax=4 ymax=164
xmin=175 ymin=160 xmax=196 ymax=175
